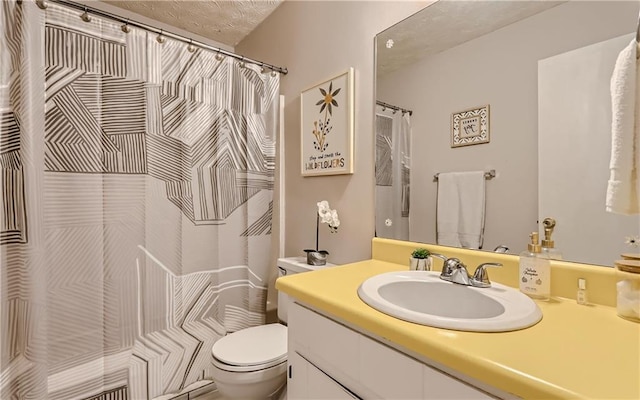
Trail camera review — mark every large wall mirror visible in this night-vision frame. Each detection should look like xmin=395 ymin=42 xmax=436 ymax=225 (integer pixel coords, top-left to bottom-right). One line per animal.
xmin=374 ymin=0 xmax=640 ymax=266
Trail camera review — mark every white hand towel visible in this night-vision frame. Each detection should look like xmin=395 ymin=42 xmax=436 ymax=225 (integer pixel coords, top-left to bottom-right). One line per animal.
xmin=606 ymin=39 xmax=640 ymax=215
xmin=437 ymin=171 xmax=486 ymax=249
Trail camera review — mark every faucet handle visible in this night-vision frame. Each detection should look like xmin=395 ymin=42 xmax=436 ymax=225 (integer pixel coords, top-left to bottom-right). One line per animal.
xmin=441 ymin=257 xmax=463 ymax=277
xmin=430 ymin=253 xmax=448 ymax=262
xmin=471 ymin=262 xmax=502 ymax=288
xmin=429 ymin=253 xmax=448 ymax=270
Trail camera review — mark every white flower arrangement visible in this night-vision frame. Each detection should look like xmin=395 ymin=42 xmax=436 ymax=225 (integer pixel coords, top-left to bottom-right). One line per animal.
xmin=304 ymin=200 xmax=340 ymax=265
xmin=317 ymin=200 xmax=340 ymax=233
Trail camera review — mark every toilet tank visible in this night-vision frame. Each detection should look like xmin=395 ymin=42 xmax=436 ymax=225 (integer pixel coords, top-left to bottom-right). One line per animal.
xmin=276 ymin=257 xmax=335 ymax=323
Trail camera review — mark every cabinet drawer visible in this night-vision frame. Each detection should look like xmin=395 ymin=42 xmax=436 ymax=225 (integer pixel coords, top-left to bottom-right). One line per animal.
xmin=289 ymin=301 xmax=360 ymax=381
xmin=290 ymin=303 xmax=421 ymax=398
xmin=360 ymin=334 xmax=424 ymax=398
xmin=289 ymin=351 xmax=360 ymax=399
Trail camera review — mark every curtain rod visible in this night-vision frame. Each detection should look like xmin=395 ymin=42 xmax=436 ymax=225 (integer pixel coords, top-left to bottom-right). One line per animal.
xmin=376 ymin=100 xmax=412 ymax=116
xmin=34 ymin=0 xmax=288 ymax=75
xmin=433 ymin=169 xmax=496 ymax=182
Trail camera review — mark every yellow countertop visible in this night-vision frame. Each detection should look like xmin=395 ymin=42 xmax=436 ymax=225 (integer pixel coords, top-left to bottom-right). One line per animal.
xmin=276 ymin=259 xmax=640 ymax=399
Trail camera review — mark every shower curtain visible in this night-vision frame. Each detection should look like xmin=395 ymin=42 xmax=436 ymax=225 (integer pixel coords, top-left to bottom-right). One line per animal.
xmin=0 ymin=1 xmax=279 ymax=399
xmin=375 ymin=105 xmax=411 ymax=240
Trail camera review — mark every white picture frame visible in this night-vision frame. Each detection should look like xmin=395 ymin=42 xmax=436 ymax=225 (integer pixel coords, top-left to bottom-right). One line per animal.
xmin=300 ymin=68 xmax=355 ymax=176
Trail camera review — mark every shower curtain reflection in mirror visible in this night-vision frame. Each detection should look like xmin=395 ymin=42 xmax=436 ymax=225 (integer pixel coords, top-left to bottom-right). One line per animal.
xmin=0 ymin=1 xmax=279 ymax=398
xmin=375 ymin=104 xmax=411 ymax=240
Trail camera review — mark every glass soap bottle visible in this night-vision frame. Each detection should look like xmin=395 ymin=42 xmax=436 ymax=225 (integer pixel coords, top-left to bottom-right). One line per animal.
xmin=519 ymin=232 xmax=551 ymax=300
xmin=615 ymin=259 xmax=640 ymax=322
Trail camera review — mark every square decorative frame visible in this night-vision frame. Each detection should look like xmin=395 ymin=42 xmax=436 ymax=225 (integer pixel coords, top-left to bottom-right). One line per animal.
xmin=451 ymin=104 xmax=490 ymax=148
xmin=300 ymin=68 xmax=354 ymax=176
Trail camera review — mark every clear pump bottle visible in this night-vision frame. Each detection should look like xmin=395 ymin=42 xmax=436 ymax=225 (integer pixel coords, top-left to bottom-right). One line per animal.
xmin=519 ymin=232 xmax=551 ymax=300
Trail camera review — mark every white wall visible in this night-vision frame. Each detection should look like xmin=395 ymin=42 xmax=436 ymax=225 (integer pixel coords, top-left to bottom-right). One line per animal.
xmin=377 ymin=1 xmax=639 ymax=255
xmin=237 ymin=1 xmax=428 ymax=265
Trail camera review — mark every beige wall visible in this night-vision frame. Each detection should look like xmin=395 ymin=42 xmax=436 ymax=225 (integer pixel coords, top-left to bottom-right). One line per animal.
xmin=237 ymin=1 xmax=427 ymax=265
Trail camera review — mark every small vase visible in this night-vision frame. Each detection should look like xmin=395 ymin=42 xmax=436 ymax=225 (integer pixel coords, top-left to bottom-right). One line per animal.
xmin=410 ymin=257 xmax=431 ymax=271
xmin=304 ymin=249 xmax=329 ymax=266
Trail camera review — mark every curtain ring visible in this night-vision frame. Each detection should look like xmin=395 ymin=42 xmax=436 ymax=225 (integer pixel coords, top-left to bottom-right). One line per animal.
xmin=187 ymin=39 xmax=196 ymax=53
xmin=215 ymin=50 xmax=224 ymax=61
xmin=121 ymin=19 xmax=131 ymax=33
xmin=80 ymin=6 xmax=91 ymax=23
xmin=36 ymin=0 xmax=47 ymax=10
xmin=239 ymin=56 xmax=246 ymax=69
xmin=156 ymin=29 xmax=166 ymax=44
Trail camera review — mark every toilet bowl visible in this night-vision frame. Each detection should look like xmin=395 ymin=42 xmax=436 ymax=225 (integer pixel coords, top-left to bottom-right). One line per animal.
xmin=210 ymin=257 xmax=334 ymax=399
xmin=210 ymin=324 xmax=287 ymax=399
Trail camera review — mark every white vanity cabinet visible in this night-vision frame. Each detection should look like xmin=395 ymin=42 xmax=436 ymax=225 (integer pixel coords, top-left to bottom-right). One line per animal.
xmin=288 ymin=351 xmax=359 ymax=399
xmin=287 ymin=302 xmax=495 ymax=400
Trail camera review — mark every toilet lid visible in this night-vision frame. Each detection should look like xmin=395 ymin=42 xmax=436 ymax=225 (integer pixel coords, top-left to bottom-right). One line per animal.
xmin=212 ymin=323 xmax=287 ymax=367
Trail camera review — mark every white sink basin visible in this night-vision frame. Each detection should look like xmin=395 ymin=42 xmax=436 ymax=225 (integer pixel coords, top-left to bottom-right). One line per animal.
xmin=357 ymin=271 xmax=542 ymax=332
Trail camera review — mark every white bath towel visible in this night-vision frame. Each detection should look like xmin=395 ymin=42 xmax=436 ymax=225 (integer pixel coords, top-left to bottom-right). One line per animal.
xmin=606 ymin=38 xmax=640 ymax=215
xmin=436 ymin=171 xmax=486 ymax=249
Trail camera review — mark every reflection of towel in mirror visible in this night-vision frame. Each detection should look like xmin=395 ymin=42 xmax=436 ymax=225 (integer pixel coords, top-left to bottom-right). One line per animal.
xmin=437 ymin=171 xmax=486 ymax=249
xmin=606 ymin=38 xmax=639 ymax=215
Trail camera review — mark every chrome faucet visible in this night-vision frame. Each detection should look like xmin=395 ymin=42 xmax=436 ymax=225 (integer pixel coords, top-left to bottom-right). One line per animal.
xmin=438 ymin=258 xmax=502 ymax=288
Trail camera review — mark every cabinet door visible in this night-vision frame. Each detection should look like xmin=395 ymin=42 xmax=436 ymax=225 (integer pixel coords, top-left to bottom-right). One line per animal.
xmin=287 ymin=352 xmax=308 ymax=399
xmin=288 ymin=351 xmax=360 ymax=400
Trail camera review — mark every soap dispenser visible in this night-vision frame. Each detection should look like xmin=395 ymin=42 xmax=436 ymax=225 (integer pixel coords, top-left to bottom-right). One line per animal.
xmin=541 ymin=217 xmax=562 ymax=260
xmin=519 ymin=232 xmax=551 ymax=300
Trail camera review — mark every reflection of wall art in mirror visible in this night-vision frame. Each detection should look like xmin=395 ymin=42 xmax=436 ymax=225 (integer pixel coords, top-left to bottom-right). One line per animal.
xmin=301 ymin=68 xmax=355 ymax=176
xmin=451 ymin=105 xmax=490 ymax=148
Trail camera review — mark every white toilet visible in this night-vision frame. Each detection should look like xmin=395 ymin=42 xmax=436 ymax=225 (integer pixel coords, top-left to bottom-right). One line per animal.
xmin=210 ymin=257 xmax=334 ymax=399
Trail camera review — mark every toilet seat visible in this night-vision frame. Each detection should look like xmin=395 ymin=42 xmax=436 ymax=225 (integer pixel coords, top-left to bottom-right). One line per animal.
xmin=212 ymin=323 xmax=287 ymax=372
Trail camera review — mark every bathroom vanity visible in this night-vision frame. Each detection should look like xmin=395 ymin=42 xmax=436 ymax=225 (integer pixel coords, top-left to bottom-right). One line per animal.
xmin=288 ymin=301 xmax=494 ymax=399
xmin=276 ymin=239 xmax=640 ymax=399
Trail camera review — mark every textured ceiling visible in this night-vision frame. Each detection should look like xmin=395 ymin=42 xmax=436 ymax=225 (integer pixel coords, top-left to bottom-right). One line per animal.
xmin=103 ymin=0 xmax=283 ymax=47
xmin=377 ymin=1 xmax=566 ymax=77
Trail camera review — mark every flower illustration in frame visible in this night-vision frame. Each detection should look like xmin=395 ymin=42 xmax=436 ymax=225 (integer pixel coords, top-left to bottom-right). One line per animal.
xmin=300 ymin=68 xmax=354 ymax=177
xmin=312 ymin=81 xmax=341 ymax=152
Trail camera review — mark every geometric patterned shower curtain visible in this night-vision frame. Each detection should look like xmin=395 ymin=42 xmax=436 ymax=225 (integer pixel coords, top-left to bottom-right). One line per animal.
xmin=0 ymin=1 xmax=279 ymax=399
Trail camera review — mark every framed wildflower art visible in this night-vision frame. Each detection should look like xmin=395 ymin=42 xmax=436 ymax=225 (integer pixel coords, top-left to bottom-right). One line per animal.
xmin=300 ymin=68 xmax=355 ymax=176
